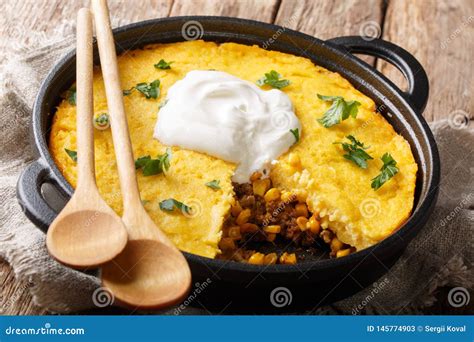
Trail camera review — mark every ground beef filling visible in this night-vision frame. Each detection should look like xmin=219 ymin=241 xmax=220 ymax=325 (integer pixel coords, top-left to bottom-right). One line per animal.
xmin=218 ymin=173 xmax=355 ymax=264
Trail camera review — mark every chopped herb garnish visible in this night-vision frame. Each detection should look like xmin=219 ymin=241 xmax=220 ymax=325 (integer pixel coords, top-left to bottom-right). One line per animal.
xmin=135 ymin=148 xmax=172 ymax=176
xmin=143 ymin=159 xmax=162 ymax=176
xmin=154 ymin=59 xmax=173 ymax=70
xmin=371 ymin=153 xmax=399 ymax=190
xmin=256 ymin=70 xmax=290 ymax=89
xmin=94 ymin=113 xmax=109 ymax=129
xmin=136 ymin=80 xmax=160 ymax=99
xmin=63 ymin=86 xmax=76 ymax=106
xmin=141 ymin=199 xmax=150 ymax=205
xmin=159 ymin=198 xmax=192 ymax=215
xmin=290 ymin=128 xmax=300 ymax=144
xmin=205 ymin=180 xmax=221 ymax=190
xmin=317 ymin=94 xmax=361 ymax=128
xmin=334 ymin=135 xmax=373 ymax=169
xmin=123 ymin=79 xmax=161 ymax=99
xmin=65 ymin=148 xmax=77 ymax=162
xmin=135 ymin=155 xmax=151 ymax=168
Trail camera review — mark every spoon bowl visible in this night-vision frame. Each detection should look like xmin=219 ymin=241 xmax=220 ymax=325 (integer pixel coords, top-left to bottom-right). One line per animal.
xmin=47 ymin=198 xmax=128 ymax=268
xmin=102 ymin=240 xmax=191 ymax=309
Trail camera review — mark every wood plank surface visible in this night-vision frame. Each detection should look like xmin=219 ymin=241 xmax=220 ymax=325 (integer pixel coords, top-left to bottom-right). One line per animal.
xmin=0 ymin=261 xmax=47 ymax=315
xmin=0 ymin=0 xmax=471 ymax=314
xmin=380 ymin=0 xmax=474 ymax=122
xmin=274 ymin=0 xmax=385 ymax=66
xmin=275 ymin=0 xmax=385 ymax=40
xmin=170 ymin=0 xmax=279 ymax=21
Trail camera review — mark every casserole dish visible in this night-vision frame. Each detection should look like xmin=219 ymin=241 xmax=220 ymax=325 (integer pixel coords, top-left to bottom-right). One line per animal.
xmin=17 ymin=16 xmax=440 ymax=313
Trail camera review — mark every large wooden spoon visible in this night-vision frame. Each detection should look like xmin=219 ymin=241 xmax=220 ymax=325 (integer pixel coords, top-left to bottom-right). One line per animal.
xmin=91 ymin=0 xmax=191 ymax=309
xmin=46 ymin=8 xmax=128 ymax=269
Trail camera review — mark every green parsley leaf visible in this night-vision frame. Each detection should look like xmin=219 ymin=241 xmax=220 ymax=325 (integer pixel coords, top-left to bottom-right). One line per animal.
xmin=256 ymin=70 xmax=290 ymax=89
xmin=154 ymin=59 xmax=174 ymax=70
xmin=142 ymin=158 xmax=163 ymax=176
xmin=159 ymin=198 xmax=192 ymax=215
xmin=290 ymin=128 xmax=300 ymax=144
xmin=65 ymin=148 xmax=77 ymax=162
xmin=136 ymin=79 xmax=160 ymax=99
xmin=205 ymin=180 xmax=221 ymax=190
xmin=135 ymin=148 xmax=172 ymax=176
xmin=371 ymin=153 xmax=399 ymax=190
xmin=317 ymin=94 xmax=361 ymax=128
xmin=135 ymin=155 xmax=151 ymax=169
xmin=334 ymin=135 xmax=373 ymax=169
xmin=63 ymin=85 xmax=76 ymax=106
xmin=123 ymin=79 xmax=161 ymax=99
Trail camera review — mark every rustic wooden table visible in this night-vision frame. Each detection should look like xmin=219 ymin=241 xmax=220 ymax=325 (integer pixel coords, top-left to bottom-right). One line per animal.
xmin=1 ymin=0 xmax=472 ymax=315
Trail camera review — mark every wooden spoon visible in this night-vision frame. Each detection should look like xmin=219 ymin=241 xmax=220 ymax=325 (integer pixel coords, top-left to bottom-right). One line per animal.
xmin=91 ymin=0 xmax=191 ymax=309
xmin=46 ymin=8 xmax=128 ymax=269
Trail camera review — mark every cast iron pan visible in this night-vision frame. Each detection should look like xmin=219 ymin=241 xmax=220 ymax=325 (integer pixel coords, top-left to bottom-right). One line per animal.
xmin=17 ymin=16 xmax=440 ymax=313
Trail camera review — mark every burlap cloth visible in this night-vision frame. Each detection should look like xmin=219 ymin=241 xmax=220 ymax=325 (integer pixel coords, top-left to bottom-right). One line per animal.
xmin=0 ymin=31 xmax=472 ymax=315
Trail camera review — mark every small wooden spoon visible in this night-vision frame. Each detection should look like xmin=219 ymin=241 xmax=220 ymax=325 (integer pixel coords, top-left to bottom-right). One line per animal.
xmin=91 ymin=0 xmax=191 ymax=309
xmin=46 ymin=8 xmax=128 ymax=269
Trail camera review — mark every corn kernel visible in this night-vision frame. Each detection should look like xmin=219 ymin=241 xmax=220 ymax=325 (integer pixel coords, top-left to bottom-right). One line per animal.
xmin=219 ymin=237 xmax=236 ymax=251
xmin=280 ymin=252 xmax=297 ymax=265
xmin=250 ymin=171 xmax=262 ymax=182
xmin=248 ymin=252 xmax=265 ymax=265
xmin=228 ymin=226 xmax=241 ymax=240
xmin=264 ymin=188 xmax=281 ymax=202
xmin=296 ymin=216 xmax=308 ymax=230
xmin=308 ymin=216 xmax=321 ymax=234
xmin=330 ymin=237 xmax=344 ymax=252
xmin=231 ymin=201 xmax=242 ymax=217
xmin=320 ymin=230 xmax=333 ymax=244
xmin=264 ymin=225 xmax=281 ymax=234
xmin=266 ymin=233 xmax=276 ymax=242
xmin=236 ymin=209 xmax=251 ymax=225
xmin=289 ymin=153 xmax=301 ymax=169
xmin=240 ymin=223 xmax=258 ymax=233
xmin=295 ymin=203 xmax=308 ymax=217
xmin=320 ymin=216 xmax=329 ymax=229
xmin=264 ymin=253 xmax=278 ymax=265
xmin=253 ymin=178 xmax=271 ymax=197
xmin=281 ymin=191 xmax=296 ymax=203
xmin=296 ymin=190 xmax=308 ymax=203
xmin=336 ymin=248 xmax=351 ymax=258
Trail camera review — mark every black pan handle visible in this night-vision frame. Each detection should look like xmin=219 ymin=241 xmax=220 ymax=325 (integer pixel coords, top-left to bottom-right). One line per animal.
xmin=17 ymin=159 xmax=58 ymax=231
xmin=327 ymin=36 xmax=429 ymax=114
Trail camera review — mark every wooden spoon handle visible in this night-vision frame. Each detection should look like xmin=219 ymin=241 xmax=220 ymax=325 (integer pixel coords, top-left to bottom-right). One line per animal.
xmin=76 ymin=8 xmax=95 ymax=189
xmin=91 ymin=0 xmax=142 ymax=210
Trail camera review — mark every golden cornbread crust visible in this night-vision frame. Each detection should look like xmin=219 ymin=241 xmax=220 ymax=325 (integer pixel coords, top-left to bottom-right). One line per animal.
xmin=49 ymin=40 xmax=417 ymax=257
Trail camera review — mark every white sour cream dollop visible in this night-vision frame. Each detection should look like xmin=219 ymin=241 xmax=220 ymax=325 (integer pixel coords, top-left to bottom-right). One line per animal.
xmin=153 ymin=70 xmax=301 ymax=183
